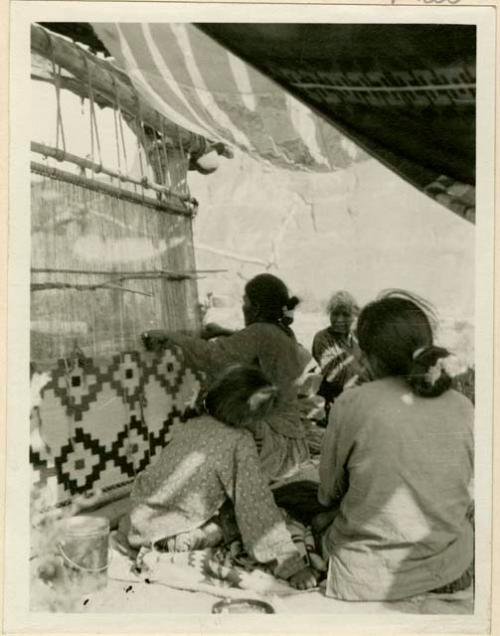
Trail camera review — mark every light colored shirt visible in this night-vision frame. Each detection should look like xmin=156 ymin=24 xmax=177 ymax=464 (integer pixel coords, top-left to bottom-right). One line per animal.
xmin=319 ymin=376 xmax=474 ymax=601
xmin=128 ymin=416 xmax=304 ymax=579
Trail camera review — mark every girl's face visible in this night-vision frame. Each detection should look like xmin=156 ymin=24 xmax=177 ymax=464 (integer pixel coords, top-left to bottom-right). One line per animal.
xmin=329 ymin=305 xmax=355 ymax=335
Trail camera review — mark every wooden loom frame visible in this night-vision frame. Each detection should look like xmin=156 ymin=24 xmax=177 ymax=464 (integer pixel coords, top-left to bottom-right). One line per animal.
xmin=31 ymin=22 xmax=235 ymax=221
xmin=29 ymin=22 xmax=229 ymax=355
xmin=31 ymin=159 xmax=194 ymax=216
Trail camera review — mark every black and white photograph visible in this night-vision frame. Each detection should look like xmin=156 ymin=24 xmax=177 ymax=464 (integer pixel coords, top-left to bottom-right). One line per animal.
xmin=4 ymin=1 xmax=496 ymax=632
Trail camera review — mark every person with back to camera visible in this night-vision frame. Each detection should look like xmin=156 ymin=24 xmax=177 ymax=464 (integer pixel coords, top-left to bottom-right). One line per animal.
xmin=124 ymin=364 xmax=317 ymax=590
xmin=142 ymin=273 xmax=311 ymax=484
xmin=316 ymin=291 xmax=474 ymax=601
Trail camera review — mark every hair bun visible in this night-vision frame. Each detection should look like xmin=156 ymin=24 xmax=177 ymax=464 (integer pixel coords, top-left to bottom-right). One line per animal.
xmin=281 ymin=295 xmax=300 ymax=327
xmin=412 ymin=345 xmax=449 ymax=365
xmin=408 ymin=345 xmax=452 ymax=397
xmin=247 ymin=385 xmax=279 ymax=414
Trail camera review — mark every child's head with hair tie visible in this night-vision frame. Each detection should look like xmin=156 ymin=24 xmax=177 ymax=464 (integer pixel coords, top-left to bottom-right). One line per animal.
xmin=356 ymin=291 xmax=453 ymax=398
xmin=203 ymin=365 xmax=279 ymax=427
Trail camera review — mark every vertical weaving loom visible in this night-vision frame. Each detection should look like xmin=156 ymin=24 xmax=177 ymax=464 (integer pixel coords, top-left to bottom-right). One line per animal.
xmin=30 ymin=26 xmax=212 ymax=510
xmin=31 ymin=173 xmax=198 ymax=360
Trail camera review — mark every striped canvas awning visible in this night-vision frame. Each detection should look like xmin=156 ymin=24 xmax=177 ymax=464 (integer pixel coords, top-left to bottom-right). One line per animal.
xmin=90 ymin=23 xmax=474 ymax=221
xmin=199 ymin=24 xmax=476 ymax=222
xmin=92 ymin=23 xmax=367 ymax=173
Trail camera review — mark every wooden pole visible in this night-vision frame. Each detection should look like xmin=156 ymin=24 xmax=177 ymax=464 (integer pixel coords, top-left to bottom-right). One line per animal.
xmin=31 ymin=140 xmax=197 ymax=204
xmin=31 ymin=23 xmax=232 ymax=160
xmin=31 ymin=267 xmax=227 ymax=276
xmin=31 ymin=161 xmax=193 ymax=216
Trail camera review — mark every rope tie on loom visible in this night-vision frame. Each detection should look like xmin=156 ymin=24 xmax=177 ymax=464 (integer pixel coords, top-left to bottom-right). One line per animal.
xmin=137 ymin=95 xmax=149 ymax=170
xmin=115 ymin=81 xmax=130 ymax=178
xmin=160 ymin=117 xmax=171 ymax=188
xmin=83 ymin=53 xmax=103 ymax=173
xmin=47 ymin=32 xmax=66 ymax=159
xmin=153 ymin=116 xmax=164 ymax=187
xmin=109 ymin=73 xmax=123 ymax=183
xmin=132 ymin=87 xmax=148 ymax=190
xmin=177 ymin=128 xmax=188 ymax=198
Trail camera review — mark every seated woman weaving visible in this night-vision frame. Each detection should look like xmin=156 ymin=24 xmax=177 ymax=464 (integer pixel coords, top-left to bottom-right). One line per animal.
xmin=142 ymin=273 xmax=311 ymax=484
xmin=125 ymin=365 xmax=317 ymax=590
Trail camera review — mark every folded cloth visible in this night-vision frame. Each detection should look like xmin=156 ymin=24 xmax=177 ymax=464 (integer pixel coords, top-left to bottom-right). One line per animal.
xmin=154 ymin=521 xmax=224 ymax=552
xmin=136 ymin=546 xmax=308 ymax=597
xmin=116 ymin=507 xmax=327 ymax=596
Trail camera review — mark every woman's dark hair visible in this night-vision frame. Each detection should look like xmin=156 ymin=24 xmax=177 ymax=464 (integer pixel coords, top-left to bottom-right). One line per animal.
xmin=203 ymin=365 xmax=279 ymax=426
xmin=245 ymin=273 xmax=300 ymax=335
xmin=356 ymin=292 xmax=452 ymax=397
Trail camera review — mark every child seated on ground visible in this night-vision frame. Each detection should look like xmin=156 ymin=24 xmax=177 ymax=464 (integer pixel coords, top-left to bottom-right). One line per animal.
xmin=124 ymin=365 xmax=317 ymax=590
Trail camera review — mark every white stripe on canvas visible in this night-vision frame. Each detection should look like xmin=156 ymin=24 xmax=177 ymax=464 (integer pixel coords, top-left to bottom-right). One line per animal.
xmin=226 ymin=50 xmax=258 ymax=112
xmin=141 ymin=24 xmax=224 ymax=141
xmin=171 ymin=24 xmax=252 ymax=149
xmin=286 ymin=94 xmax=331 ymax=168
xmin=115 ymin=24 xmax=214 ymax=139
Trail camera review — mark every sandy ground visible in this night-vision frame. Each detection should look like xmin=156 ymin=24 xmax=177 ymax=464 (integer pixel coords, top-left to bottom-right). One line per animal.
xmin=78 ymin=549 xmax=473 ymax=616
xmin=81 ymin=577 xmax=474 ymax=616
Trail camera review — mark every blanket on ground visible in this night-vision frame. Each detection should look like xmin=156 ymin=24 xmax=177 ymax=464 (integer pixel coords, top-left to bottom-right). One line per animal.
xmin=104 ymin=535 xmax=473 ymax=614
xmin=111 ymin=510 xmax=327 ymax=597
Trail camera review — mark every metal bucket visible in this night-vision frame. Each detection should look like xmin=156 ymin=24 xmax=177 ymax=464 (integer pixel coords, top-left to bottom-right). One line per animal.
xmin=58 ymin=515 xmax=110 ymax=594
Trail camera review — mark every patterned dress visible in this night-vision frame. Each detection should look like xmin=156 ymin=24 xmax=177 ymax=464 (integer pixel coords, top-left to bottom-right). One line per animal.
xmin=127 ymin=416 xmax=305 ymax=579
xmin=168 ymin=322 xmax=311 ymax=483
xmin=312 ymin=328 xmax=368 ymax=409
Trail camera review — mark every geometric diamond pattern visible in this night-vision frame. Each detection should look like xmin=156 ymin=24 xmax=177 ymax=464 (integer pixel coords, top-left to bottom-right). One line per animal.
xmin=56 ymin=428 xmax=106 ymax=493
xmin=109 ymin=352 xmax=144 ymax=408
xmin=52 ymin=357 xmax=103 ymax=422
xmin=30 ymin=346 xmax=205 ymax=507
xmin=152 ymin=348 xmax=183 ymax=390
xmin=111 ymin=415 xmax=150 ymax=478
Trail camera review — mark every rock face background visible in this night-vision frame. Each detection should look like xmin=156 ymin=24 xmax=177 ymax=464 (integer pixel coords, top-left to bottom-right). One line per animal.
xmin=190 ymin=150 xmax=474 ymax=358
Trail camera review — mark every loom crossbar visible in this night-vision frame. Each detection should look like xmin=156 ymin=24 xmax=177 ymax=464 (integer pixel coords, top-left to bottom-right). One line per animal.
xmin=31 ymin=141 xmax=197 ymax=207
xmin=31 ymin=161 xmax=193 ymax=216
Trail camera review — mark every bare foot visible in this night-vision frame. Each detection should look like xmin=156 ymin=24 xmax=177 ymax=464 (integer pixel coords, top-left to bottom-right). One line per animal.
xmin=289 ymin=566 xmax=317 ymax=590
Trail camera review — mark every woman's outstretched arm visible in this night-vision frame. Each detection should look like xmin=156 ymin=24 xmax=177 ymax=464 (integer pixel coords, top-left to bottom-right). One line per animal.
xmin=141 ymin=325 xmax=263 ymax=378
